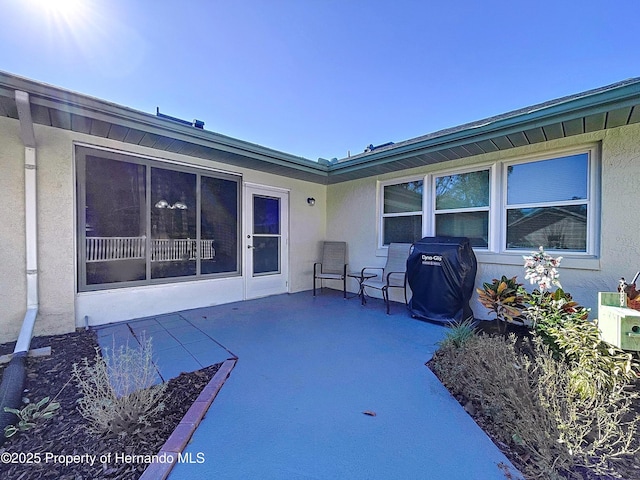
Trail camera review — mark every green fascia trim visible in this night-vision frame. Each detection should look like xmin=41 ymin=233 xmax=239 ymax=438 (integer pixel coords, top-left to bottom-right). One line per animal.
xmin=329 ymin=79 xmax=640 ymax=175
xmin=3 ymin=70 xmax=640 ymax=181
xmin=0 ymin=71 xmax=329 ymax=177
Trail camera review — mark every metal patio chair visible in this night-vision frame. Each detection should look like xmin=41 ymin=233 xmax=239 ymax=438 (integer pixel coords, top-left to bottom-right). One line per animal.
xmin=361 ymin=243 xmax=412 ymax=314
xmin=313 ymin=241 xmax=347 ymax=298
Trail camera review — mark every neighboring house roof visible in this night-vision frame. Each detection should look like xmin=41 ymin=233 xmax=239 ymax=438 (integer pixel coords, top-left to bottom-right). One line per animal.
xmin=1 ymin=71 xmax=640 ymax=185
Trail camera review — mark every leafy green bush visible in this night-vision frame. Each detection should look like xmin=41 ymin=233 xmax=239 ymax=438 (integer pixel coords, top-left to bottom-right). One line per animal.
xmin=477 ymin=247 xmax=639 ymax=397
xmin=537 ymin=308 xmax=637 ymax=398
xmin=3 ymin=396 xmax=60 ymax=438
xmin=431 ymin=334 xmax=640 ymax=479
xmin=71 ymin=337 xmax=167 ymax=437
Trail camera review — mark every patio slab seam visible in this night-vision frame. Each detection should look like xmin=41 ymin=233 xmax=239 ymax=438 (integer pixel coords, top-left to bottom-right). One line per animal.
xmin=181 ymin=317 xmax=239 ymax=360
xmin=138 ymin=357 xmax=237 ymax=480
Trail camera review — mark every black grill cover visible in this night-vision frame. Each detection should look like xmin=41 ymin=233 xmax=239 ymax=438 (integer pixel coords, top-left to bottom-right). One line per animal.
xmin=407 ymin=237 xmax=477 ymax=324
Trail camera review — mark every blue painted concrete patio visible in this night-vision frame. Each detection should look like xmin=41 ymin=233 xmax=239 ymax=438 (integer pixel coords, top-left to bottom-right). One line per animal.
xmin=97 ymin=290 xmax=522 ymax=480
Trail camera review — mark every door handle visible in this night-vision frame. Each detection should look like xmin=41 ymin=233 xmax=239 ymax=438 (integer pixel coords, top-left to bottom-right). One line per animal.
xmin=247 ymin=245 xmax=255 ymax=249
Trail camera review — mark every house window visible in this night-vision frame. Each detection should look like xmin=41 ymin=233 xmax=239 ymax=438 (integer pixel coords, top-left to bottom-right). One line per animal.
xmin=505 ymin=153 xmax=590 ymax=251
xmin=434 ymin=169 xmax=489 ymax=248
xmin=377 ymin=146 xmax=597 ymax=256
xmin=77 ymin=147 xmax=241 ymax=291
xmin=381 ymin=180 xmax=423 ymax=245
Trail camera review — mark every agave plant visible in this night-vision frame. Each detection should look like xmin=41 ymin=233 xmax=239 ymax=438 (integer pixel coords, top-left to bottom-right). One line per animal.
xmin=477 ymin=276 xmax=527 ymax=333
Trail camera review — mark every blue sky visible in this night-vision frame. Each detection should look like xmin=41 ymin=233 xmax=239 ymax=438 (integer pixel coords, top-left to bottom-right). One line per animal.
xmin=2 ymin=0 xmax=639 ymax=161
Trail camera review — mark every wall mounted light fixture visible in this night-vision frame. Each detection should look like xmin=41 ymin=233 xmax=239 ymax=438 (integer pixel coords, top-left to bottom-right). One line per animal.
xmin=307 ymin=197 xmax=316 ymax=206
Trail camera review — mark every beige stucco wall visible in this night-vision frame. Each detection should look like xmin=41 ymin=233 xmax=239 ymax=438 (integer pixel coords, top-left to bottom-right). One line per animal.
xmin=0 ymin=117 xmax=28 ymax=343
xmin=326 ymin=122 xmax=640 ymax=318
xmin=2 ymin=113 xmax=638 ymax=344
xmin=0 ymin=117 xmax=327 ymax=344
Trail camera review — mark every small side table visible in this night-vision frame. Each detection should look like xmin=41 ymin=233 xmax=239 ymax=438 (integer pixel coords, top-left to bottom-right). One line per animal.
xmin=347 ymin=272 xmax=376 ymax=301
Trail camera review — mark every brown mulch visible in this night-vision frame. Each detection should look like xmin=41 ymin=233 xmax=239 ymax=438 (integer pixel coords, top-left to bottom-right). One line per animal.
xmin=427 ymin=319 xmax=640 ymax=480
xmin=0 ymin=330 xmax=220 ymax=480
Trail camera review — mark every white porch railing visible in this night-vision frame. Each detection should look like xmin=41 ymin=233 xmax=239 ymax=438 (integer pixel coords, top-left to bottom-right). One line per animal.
xmin=86 ymin=237 xmax=215 ymax=262
xmin=86 ymin=236 xmax=145 ymax=262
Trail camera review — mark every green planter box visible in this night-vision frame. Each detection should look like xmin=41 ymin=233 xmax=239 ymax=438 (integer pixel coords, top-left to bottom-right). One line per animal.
xmin=598 ymin=292 xmax=640 ymax=352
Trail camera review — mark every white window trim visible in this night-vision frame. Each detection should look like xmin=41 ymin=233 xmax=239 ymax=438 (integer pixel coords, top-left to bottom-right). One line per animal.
xmin=376 ymin=143 xmax=601 ymax=269
xmin=377 ymin=176 xmax=425 ymax=251
xmin=429 ymin=165 xmax=493 ymax=251
xmin=500 ymin=144 xmax=600 ymax=257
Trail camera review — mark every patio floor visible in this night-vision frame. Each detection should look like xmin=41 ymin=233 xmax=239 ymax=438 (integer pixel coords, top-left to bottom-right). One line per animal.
xmin=96 ymin=289 xmax=523 ymax=480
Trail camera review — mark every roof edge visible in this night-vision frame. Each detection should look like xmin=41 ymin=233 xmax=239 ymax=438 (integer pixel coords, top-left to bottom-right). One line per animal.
xmin=0 ymin=71 xmax=328 ymax=176
xmin=333 ymin=77 xmax=640 ymax=170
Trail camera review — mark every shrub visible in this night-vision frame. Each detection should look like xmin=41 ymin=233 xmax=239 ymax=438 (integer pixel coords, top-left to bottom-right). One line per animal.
xmin=438 ymin=318 xmax=478 ymax=349
xmin=477 ymin=275 xmax=528 ymax=332
xmin=431 ymin=334 xmax=640 ymax=479
xmin=538 ymin=309 xmax=638 ymax=398
xmin=477 ymin=247 xmax=639 ymax=397
xmin=71 ymin=337 xmax=167 ymax=437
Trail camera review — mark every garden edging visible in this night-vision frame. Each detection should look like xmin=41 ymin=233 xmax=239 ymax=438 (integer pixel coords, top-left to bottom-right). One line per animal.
xmin=139 ymin=358 xmax=237 ymax=480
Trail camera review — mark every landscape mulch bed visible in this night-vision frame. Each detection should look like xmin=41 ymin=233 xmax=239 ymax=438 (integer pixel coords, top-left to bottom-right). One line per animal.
xmin=427 ymin=319 xmax=640 ymax=480
xmin=0 ymin=330 xmax=220 ymax=480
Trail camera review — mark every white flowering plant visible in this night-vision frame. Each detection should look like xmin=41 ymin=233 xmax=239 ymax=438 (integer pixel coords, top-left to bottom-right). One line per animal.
xmin=521 ymin=246 xmax=582 ymax=327
xmin=478 ymin=246 xmax=574 ymax=329
xmin=523 ymin=246 xmax=562 ymax=293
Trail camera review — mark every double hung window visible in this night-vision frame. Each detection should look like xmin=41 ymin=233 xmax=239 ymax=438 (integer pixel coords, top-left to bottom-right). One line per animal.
xmin=378 ymin=146 xmax=597 ymax=256
xmin=380 ymin=180 xmax=423 ymax=245
xmin=505 ymin=153 xmax=589 ymax=251
xmin=434 ymin=170 xmax=490 ymax=248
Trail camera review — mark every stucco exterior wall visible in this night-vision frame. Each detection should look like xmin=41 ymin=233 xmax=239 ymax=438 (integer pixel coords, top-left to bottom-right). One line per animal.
xmin=326 ymin=122 xmax=640 ymax=318
xmin=0 ymin=120 xmax=327 ymax=343
xmin=35 ymin=125 xmax=77 ymax=338
xmin=0 ymin=117 xmax=28 ymax=343
xmin=2 ymin=112 xmax=638 ymax=344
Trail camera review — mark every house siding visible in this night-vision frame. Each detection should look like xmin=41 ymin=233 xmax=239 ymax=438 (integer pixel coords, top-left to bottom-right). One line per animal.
xmin=0 ymin=117 xmax=28 ymax=343
xmin=0 ymin=117 xmax=327 ymax=343
xmin=326 ymin=122 xmax=640 ymax=318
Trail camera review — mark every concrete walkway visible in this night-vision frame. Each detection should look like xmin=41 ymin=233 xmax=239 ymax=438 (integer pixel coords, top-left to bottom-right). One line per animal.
xmin=97 ymin=290 xmax=522 ymax=480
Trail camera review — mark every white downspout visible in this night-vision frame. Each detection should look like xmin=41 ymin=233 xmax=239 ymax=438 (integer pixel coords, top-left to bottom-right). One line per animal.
xmin=13 ymin=90 xmax=38 ymax=355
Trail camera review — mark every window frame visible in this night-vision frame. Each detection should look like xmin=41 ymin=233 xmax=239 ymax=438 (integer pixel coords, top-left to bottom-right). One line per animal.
xmin=376 ymin=144 xmax=600 ymax=262
xmin=76 ymin=145 xmax=242 ymax=292
xmin=431 ymin=165 xmax=493 ymax=250
xmin=501 ymin=145 xmax=599 ymax=256
xmin=378 ymin=175 xmax=425 ymax=248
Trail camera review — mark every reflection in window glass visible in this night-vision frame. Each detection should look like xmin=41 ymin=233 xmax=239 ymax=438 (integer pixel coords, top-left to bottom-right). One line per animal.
xmin=382 ymin=180 xmax=423 ymax=245
xmin=78 ymin=148 xmax=242 ymax=291
xmin=151 ymin=168 xmax=197 ymax=279
xmin=85 ymin=156 xmax=147 ymax=285
xmin=383 ymin=216 xmax=422 ymax=245
xmin=434 ymin=169 xmax=490 ymax=248
xmin=507 ymin=154 xmax=588 ymax=205
xmin=507 ymin=205 xmax=587 ymax=251
xmin=435 ymin=211 xmax=488 ymax=247
xmin=253 ymin=196 xmax=280 ymax=234
xmin=253 ymin=237 xmax=280 ymax=275
xmin=201 ymin=177 xmax=239 ymax=274
xmin=384 ymin=181 xmax=423 ymax=213
xmin=436 ymin=170 xmax=489 ymax=210
xmin=506 ymin=153 xmax=590 ymax=252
